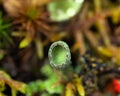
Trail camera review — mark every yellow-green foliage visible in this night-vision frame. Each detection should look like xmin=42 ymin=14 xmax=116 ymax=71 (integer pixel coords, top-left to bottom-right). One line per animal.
xmin=0 ymin=71 xmax=27 ymax=96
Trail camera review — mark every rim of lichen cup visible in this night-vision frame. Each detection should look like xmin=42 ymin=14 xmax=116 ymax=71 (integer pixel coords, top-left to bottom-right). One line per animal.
xmin=48 ymin=41 xmax=71 ymax=69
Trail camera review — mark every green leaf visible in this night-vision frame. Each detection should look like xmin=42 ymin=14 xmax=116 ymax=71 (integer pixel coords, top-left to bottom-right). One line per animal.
xmin=41 ymin=64 xmax=64 ymax=94
xmin=28 ymin=80 xmax=45 ymax=93
xmin=41 ymin=64 xmax=53 ymax=77
xmin=0 ymin=71 xmax=11 ymax=79
xmin=19 ymin=35 xmax=32 ymax=48
xmin=0 ymin=11 xmax=13 ymax=48
xmin=44 ymin=76 xmax=63 ymax=94
xmin=48 ymin=0 xmax=84 ymax=21
xmin=41 ymin=92 xmax=50 ymax=96
xmin=0 ymin=31 xmax=13 ymax=45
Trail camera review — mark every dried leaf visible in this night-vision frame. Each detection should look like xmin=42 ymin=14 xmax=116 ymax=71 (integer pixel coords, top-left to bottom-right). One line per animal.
xmin=65 ymin=83 xmax=75 ymax=96
xmin=111 ymin=47 xmax=120 ymax=66
xmin=0 ymin=50 xmax=5 ymax=60
xmin=0 ymin=0 xmax=2 ymax=4
xmin=0 ymin=79 xmax=5 ymax=92
xmin=74 ymin=76 xmax=85 ymax=96
xmin=31 ymin=0 xmax=53 ymax=6
xmin=0 ymin=71 xmax=11 ymax=79
xmin=95 ymin=20 xmax=111 ymax=47
xmin=93 ymin=0 xmax=102 ymax=13
xmin=35 ymin=38 xmax=44 ymax=59
xmin=0 ymin=71 xmax=27 ymax=94
xmin=3 ymin=0 xmax=22 ymax=17
xmin=3 ymin=0 xmax=53 ymax=18
xmin=111 ymin=7 xmax=120 ymax=24
xmin=44 ymin=32 xmax=66 ymax=46
xmin=7 ymin=79 xmax=27 ymax=94
xmin=97 ymin=47 xmax=113 ymax=58
xmin=116 ymin=48 xmax=120 ymax=65
xmin=0 ymin=93 xmax=5 ymax=96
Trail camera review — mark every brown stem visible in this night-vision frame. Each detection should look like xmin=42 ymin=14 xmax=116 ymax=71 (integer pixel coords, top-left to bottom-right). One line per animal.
xmin=84 ymin=30 xmax=99 ymax=48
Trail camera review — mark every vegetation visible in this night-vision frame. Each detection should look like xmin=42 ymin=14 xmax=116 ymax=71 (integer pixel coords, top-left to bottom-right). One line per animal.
xmin=0 ymin=0 xmax=120 ymax=96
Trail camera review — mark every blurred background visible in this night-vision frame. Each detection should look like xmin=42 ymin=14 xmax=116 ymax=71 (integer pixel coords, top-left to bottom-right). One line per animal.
xmin=0 ymin=0 xmax=120 ymax=96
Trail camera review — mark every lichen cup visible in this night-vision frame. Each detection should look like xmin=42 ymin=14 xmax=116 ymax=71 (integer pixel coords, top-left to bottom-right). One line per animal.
xmin=48 ymin=41 xmax=71 ymax=69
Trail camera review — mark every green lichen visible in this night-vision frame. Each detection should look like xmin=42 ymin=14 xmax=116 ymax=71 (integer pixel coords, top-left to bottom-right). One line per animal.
xmin=52 ymin=45 xmax=67 ymax=64
xmin=48 ymin=41 xmax=71 ymax=69
xmin=48 ymin=0 xmax=84 ymax=21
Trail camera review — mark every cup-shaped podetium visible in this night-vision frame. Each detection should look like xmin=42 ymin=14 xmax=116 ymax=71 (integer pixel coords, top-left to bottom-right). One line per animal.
xmin=48 ymin=41 xmax=71 ymax=69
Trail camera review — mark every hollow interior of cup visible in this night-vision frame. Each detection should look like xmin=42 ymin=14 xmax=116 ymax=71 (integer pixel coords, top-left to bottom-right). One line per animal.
xmin=52 ymin=45 xmax=67 ymax=65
